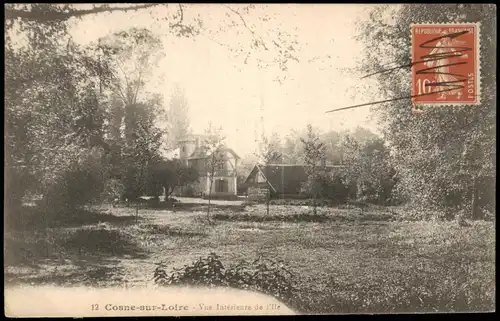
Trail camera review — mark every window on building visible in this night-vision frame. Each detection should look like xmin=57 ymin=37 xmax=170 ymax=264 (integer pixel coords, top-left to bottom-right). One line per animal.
xmin=216 ymin=162 xmax=225 ymax=171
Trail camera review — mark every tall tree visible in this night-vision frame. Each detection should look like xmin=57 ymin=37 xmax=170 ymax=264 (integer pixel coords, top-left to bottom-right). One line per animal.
xmin=357 ymin=4 xmax=495 ymax=219
xmin=257 ymin=132 xmax=284 ymax=164
xmin=321 ymin=130 xmax=343 ymax=165
xmin=147 ymin=159 xmax=199 ymax=201
xmin=300 ymin=124 xmax=327 ymax=215
xmin=282 ymin=129 xmax=306 ymax=165
xmin=98 ymin=28 xmax=165 ymax=108
xmin=121 ymin=102 xmax=164 ymax=199
xmin=4 ymin=16 xmax=113 ymax=218
xmin=96 ymin=28 xmax=167 ymax=198
xmin=4 ymin=3 xmax=302 ymax=220
xmin=166 ymin=84 xmax=191 ymax=150
xmin=203 ymin=124 xmax=226 ymax=224
xmin=342 ymin=133 xmax=396 ymax=205
xmin=97 ymin=28 xmax=165 ymax=149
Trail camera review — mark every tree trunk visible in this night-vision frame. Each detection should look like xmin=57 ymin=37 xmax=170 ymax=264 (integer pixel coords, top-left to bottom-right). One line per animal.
xmin=207 ymin=178 xmax=213 ymax=224
xmin=266 ymin=191 xmax=270 ymax=216
xmin=136 ymin=166 xmax=144 ymax=222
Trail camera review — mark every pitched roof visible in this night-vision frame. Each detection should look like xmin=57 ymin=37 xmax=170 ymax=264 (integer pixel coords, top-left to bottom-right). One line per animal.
xmin=188 ymin=146 xmax=209 ymax=159
xmin=220 ymin=147 xmax=240 ymax=159
xmin=244 ymin=163 xmax=347 ymax=194
xmin=259 ymin=164 xmax=308 ymax=194
xmin=188 ymin=146 xmax=240 ymax=160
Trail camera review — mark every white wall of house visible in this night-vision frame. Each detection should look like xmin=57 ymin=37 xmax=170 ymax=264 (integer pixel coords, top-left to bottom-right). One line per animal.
xmin=174 ymin=141 xmax=239 ymax=197
xmin=205 ymin=176 xmax=237 ymax=195
xmin=177 ymin=176 xmax=237 ymax=197
xmin=179 ymin=139 xmax=197 ymax=161
xmin=224 ymin=156 xmax=237 ymax=175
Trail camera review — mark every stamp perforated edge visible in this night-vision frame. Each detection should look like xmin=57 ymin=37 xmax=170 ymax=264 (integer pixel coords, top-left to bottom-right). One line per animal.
xmin=410 ymin=22 xmax=482 ymax=108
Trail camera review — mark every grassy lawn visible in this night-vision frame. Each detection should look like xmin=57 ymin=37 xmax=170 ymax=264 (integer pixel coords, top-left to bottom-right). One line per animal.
xmin=4 ymin=203 xmax=495 ymax=313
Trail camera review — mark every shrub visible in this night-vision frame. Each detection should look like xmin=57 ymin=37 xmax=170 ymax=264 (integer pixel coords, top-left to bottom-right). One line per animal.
xmin=243 ymin=200 xmax=257 ymax=206
xmin=42 ymin=150 xmax=106 ymax=214
xmin=183 ymin=185 xmax=195 ymax=197
xmin=154 ymin=253 xmax=300 ymax=306
xmin=101 ymin=178 xmax=125 ymax=202
xmin=317 ymin=173 xmax=350 ymax=204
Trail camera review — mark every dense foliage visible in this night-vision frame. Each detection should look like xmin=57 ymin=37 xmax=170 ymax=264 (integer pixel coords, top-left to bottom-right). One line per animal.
xmin=5 ymin=4 xmax=304 ymax=223
xmin=356 ymin=4 xmax=495 ymax=218
xmin=300 ymin=124 xmax=327 ymax=214
xmin=5 ymin=4 xmax=494 ymax=224
xmin=342 ymin=133 xmax=397 ymax=205
xmin=5 ymin=6 xmax=114 ymax=218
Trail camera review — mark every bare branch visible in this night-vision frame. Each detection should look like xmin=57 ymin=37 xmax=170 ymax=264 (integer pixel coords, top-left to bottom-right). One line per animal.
xmin=133 ymin=68 xmax=145 ymax=105
xmin=110 ymin=79 xmax=128 ymax=105
xmin=112 ymin=60 xmax=132 ymax=104
xmin=202 ymin=33 xmax=239 ymax=54
xmin=221 ymin=4 xmax=268 ymax=51
xmin=5 ymin=3 xmax=164 ymax=22
xmin=170 ymin=3 xmax=184 ymax=28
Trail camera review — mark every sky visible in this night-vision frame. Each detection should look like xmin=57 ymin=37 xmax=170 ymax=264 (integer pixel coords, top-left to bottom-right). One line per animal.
xmin=68 ymin=4 xmax=382 ymax=157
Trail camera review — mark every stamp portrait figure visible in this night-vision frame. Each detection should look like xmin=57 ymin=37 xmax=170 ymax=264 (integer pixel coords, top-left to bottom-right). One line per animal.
xmin=424 ymin=31 xmax=469 ymax=100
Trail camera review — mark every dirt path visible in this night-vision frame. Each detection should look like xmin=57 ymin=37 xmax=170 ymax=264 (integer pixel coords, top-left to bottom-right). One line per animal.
xmin=174 ymin=197 xmax=245 ymax=206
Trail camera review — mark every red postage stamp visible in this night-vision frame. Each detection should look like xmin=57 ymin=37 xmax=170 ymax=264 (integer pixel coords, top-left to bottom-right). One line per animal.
xmin=411 ymin=23 xmax=480 ymax=107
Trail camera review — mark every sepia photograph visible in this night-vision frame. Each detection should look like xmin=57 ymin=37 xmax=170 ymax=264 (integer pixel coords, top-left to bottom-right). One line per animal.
xmin=4 ymin=3 xmax=496 ymax=317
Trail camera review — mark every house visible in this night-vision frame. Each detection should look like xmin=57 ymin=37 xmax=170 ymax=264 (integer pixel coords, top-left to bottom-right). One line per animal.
xmin=243 ymin=163 xmax=346 ymax=199
xmin=175 ymin=134 xmax=240 ymax=198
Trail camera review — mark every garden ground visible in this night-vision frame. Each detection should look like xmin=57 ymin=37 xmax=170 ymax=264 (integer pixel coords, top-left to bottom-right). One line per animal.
xmin=4 ymin=201 xmax=495 ymax=313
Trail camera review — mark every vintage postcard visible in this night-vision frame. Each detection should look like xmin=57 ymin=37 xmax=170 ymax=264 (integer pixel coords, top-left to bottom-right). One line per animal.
xmin=4 ymin=3 xmax=496 ymax=317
